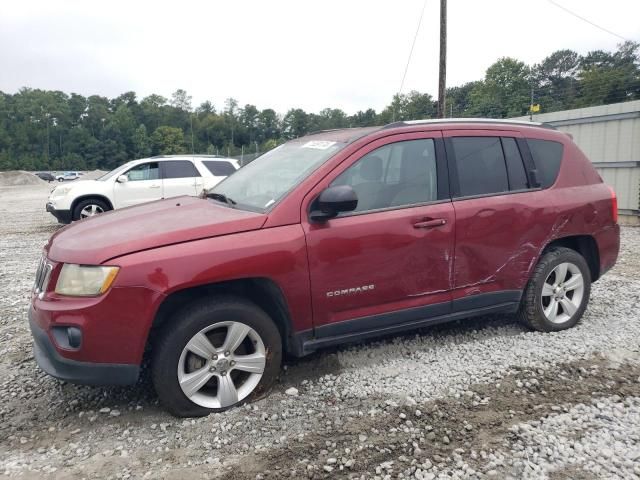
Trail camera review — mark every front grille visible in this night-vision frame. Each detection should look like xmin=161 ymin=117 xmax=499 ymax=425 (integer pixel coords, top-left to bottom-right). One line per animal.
xmin=33 ymin=257 xmax=53 ymax=296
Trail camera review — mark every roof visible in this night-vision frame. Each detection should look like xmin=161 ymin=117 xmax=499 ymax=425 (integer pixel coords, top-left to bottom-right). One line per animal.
xmin=150 ymin=154 xmax=236 ymax=160
xmin=383 ymin=118 xmax=557 ymax=130
xmin=294 ymin=118 xmax=556 ymax=145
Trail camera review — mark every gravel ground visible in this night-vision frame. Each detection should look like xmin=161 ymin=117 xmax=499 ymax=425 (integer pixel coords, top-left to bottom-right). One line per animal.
xmin=1 ymin=184 xmax=639 ymax=479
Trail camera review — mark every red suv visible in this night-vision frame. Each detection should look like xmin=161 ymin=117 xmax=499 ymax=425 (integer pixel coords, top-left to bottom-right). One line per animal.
xmin=29 ymin=119 xmax=619 ymax=417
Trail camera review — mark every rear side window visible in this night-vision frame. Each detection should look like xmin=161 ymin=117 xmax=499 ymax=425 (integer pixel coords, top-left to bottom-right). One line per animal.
xmin=202 ymin=160 xmax=236 ymax=176
xmin=161 ymin=160 xmax=200 ymax=179
xmin=526 ymin=139 xmax=563 ymax=188
xmin=501 ymin=137 xmax=529 ymax=191
xmin=451 ymin=137 xmax=508 ymax=197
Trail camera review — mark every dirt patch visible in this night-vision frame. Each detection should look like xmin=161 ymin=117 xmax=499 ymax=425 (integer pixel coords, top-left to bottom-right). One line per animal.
xmin=223 ymin=355 xmax=640 ymax=479
xmin=0 ymin=171 xmax=46 ymax=186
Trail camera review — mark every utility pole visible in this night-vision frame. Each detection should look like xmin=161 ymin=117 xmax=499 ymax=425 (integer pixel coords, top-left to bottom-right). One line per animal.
xmin=529 ymin=83 xmax=534 ymax=122
xmin=437 ymin=0 xmax=447 ymax=118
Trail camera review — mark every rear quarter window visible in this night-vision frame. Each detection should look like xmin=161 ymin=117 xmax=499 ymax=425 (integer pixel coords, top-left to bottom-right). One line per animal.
xmin=202 ymin=160 xmax=236 ymax=176
xmin=526 ymin=139 xmax=564 ymax=188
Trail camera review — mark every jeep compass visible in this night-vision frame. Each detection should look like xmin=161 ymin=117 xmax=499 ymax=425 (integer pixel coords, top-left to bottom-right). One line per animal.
xmin=29 ymin=119 xmax=620 ymax=417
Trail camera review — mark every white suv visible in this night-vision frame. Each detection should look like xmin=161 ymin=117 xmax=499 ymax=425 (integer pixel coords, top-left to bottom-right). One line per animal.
xmin=55 ymin=171 xmax=82 ymax=182
xmin=46 ymin=155 xmax=239 ymax=223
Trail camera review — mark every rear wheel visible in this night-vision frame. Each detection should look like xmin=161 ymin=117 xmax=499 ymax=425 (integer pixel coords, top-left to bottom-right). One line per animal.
xmin=72 ymin=198 xmax=110 ymax=221
xmin=519 ymin=247 xmax=591 ymax=332
xmin=152 ymin=296 xmax=282 ymax=417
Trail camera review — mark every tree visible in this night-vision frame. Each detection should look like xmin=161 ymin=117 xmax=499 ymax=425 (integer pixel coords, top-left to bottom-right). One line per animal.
xmin=170 ymin=89 xmax=192 ymax=112
xmin=0 ymin=43 xmax=637 ymax=172
xmin=468 ymin=58 xmax=530 ymax=117
xmin=282 ymin=109 xmax=309 ymax=139
xmin=151 ymin=126 xmax=185 ymax=155
xmin=132 ymin=124 xmax=151 ymax=158
xmin=534 ymin=49 xmax=581 ymax=112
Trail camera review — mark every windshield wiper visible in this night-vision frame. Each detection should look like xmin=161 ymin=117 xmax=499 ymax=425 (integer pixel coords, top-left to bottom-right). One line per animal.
xmin=206 ymin=192 xmax=237 ymax=207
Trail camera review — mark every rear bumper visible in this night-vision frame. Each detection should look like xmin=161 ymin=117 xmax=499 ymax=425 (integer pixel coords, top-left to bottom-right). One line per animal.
xmin=46 ymin=203 xmax=72 ymax=224
xmin=29 ymin=309 xmax=139 ymax=386
xmin=596 ymin=223 xmax=620 ymax=278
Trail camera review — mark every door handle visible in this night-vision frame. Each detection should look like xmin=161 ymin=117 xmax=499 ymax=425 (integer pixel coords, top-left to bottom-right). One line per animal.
xmin=149 ymin=184 xmax=161 ymax=189
xmin=413 ymin=218 xmax=447 ymax=229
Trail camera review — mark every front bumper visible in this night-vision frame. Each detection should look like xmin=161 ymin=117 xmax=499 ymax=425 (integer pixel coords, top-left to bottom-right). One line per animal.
xmin=29 ymin=309 xmax=140 ymax=386
xmin=46 ymin=202 xmax=72 ymax=224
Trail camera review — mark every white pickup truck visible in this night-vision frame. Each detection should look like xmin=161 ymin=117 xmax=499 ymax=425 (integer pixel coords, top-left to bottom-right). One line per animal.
xmin=46 ymin=155 xmax=239 ymax=223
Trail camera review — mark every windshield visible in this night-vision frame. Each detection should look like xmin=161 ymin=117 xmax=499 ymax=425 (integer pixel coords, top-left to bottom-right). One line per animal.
xmin=96 ymin=161 xmax=135 ymax=181
xmin=208 ymin=139 xmax=346 ymax=212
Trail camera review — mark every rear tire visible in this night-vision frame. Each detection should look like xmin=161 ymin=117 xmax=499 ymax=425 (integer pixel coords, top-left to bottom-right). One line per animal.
xmin=519 ymin=247 xmax=591 ymax=332
xmin=151 ymin=296 xmax=282 ymax=417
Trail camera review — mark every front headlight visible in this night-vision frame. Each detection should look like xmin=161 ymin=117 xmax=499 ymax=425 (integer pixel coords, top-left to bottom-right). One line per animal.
xmin=52 ymin=186 xmax=72 ymax=197
xmin=55 ymin=264 xmax=120 ymax=296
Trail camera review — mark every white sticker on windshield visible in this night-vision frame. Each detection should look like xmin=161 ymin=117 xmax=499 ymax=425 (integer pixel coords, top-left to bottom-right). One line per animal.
xmin=301 ymin=140 xmax=336 ymax=150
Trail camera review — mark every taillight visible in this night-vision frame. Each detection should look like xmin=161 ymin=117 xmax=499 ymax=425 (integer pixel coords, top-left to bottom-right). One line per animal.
xmin=608 ymin=185 xmax=618 ymax=224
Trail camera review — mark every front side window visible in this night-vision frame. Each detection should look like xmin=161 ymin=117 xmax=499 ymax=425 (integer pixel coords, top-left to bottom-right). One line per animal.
xmin=126 ymin=162 xmax=159 ymax=181
xmin=209 ymin=139 xmax=346 ymax=212
xmin=331 ymin=139 xmax=437 ymax=213
xmin=451 ymin=137 xmax=509 ymax=197
xmin=162 ymin=160 xmax=200 ymax=179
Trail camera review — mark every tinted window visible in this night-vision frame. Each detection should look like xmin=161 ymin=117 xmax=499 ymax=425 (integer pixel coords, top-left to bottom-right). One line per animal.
xmin=527 ymin=139 xmax=563 ymax=188
xmin=203 ymin=160 xmax=236 ymax=176
xmin=501 ymin=137 xmax=529 ymax=191
xmin=451 ymin=137 xmax=508 ymax=197
xmin=162 ymin=160 xmax=200 ymax=179
xmin=126 ymin=162 xmax=159 ymax=181
xmin=331 ymin=139 xmax=437 ymax=213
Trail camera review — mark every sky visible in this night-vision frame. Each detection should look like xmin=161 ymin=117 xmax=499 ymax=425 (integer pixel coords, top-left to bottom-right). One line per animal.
xmin=1 ymin=0 xmax=639 ymax=115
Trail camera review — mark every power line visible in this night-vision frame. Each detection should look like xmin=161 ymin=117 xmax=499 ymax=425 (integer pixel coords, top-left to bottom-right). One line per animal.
xmin=546 ymin=0 xmax=630 ymax=42
xmin=394 ymin=0 xmax=428 ymax=121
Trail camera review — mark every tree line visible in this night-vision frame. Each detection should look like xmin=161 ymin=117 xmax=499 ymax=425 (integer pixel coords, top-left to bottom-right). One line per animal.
xmin=0 ymin=41 xmax=638 ymax=172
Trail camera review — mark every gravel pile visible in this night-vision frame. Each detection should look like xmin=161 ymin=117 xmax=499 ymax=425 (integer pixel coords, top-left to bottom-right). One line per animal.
xmin=0 ymin=171 xmax=46 ymax=186
xmin=82 ymin=169 xmax=108 ymax=180
xmin=0 ymin=184 xmax=639 ymax=479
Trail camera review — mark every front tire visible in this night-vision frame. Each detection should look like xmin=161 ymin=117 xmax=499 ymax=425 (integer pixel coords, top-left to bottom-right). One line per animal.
xmin=152 ymin=296 xmax=282 ymax=417
xmin=519 ymin=247 xmax=591 ymax=332
xmin=72 ymin=198 xmax=110 ymax=221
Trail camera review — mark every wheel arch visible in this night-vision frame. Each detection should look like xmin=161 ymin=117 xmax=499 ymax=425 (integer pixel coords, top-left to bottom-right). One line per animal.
xmin=145 ymin=277 xmax=295 ymax=361
xmin=540 ymin=235 xmax=600 ymax=282
xmin=70 ymin=194 xmax=114 ymax=215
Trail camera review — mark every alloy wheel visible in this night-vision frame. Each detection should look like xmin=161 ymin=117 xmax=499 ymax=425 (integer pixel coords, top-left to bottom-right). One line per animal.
xmin=541 ymin=262 xmax=585 ymax=324
xmin=80 ymin=204 xmax=105 ymax=218
xmin=177 ymin=321 xmax=266 ymax=409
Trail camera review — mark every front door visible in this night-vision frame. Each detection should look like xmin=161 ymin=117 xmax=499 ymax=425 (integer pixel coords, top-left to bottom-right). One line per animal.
xmin=303 ymin=132 xmax=455 ymax=336
xmin=113 ymin=162 xmax=162 ymax=208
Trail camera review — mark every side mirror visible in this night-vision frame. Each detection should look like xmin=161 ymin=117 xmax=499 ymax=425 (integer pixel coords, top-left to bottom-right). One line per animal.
xmin=310 ymin=185 xmax=358 ymax=222
xmin=116 ymin=175 xmax=128 ymax=183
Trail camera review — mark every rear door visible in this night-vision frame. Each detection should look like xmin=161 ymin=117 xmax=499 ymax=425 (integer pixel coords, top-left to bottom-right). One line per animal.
xmin=113 ymin=162 xmax=162 ymax=208
xmin=160 ymin=160 xmax=201 ymax=198
xmin=303 ymin=131 xmax=455 ymax=335
xmin=444 ymin=130 xmax=539 ymax=309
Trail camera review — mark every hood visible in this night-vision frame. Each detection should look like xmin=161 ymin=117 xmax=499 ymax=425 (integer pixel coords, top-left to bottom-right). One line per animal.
xmin=46 ymin=197 xmax=267 ymax=264
xmin=51 ymin=179 xmax=99 ymax=193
